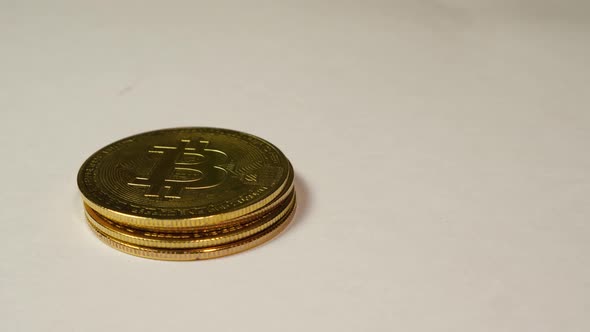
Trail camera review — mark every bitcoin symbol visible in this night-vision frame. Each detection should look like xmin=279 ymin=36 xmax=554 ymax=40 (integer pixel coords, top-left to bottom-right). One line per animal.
xmin=128 ymin=139 xmax=228 ymax=199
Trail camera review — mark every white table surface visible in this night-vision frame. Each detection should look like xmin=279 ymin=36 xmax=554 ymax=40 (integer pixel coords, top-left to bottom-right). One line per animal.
xmin=1 ymin=1 xmax=589 ymax=331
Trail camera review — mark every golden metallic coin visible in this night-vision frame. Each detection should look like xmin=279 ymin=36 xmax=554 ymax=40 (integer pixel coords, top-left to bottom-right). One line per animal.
xmin=102 ymin=161 xmax=294 ymax=232
xmin=78 ymin=128 xmax=291 ymax=229
xmin=85 ymin=191 xmax=296 ymax=248
xmin=86 ymin=197 xmax=297 ymax=261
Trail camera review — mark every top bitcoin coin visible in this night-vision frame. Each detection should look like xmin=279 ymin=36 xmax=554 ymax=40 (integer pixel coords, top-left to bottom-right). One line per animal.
xmin=78 ymin=128 xmax=290 ymax=229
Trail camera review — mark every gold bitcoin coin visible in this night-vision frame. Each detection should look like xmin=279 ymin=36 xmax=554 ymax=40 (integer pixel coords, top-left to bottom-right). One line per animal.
xmin=85 ymin=191 xmax=295 ymax=248
xmin=78 ymin=128 xmax=291 ymax=229
xmin=86 ymin=196 xmax=297 ymax=261
xmin=103 ymin=161 xmax=293 ymax=232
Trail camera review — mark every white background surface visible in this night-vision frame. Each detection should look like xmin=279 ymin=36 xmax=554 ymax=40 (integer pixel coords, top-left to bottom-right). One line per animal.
xmin=1 ymin=1 xmax=589 ymax=331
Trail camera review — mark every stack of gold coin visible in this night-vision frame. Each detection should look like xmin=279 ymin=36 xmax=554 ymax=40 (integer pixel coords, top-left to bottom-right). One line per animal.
xmin=77 ymin=128 xmax=296 ymax=261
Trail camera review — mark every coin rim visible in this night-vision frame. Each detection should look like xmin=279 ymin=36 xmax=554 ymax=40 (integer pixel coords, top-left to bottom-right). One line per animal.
xmin=86 ymin=196 xmax=297 ymax=261
xmin=85 ymin=191 xmax=296 ymax=248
